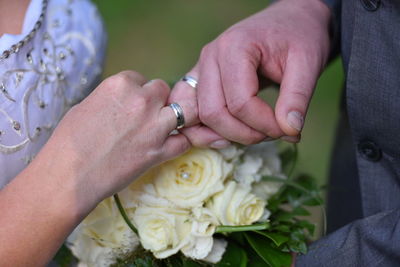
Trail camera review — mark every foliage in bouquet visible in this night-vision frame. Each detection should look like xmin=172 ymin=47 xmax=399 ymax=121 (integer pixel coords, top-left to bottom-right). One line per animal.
xmin=58 ymin=142 xmax=322 ymax=267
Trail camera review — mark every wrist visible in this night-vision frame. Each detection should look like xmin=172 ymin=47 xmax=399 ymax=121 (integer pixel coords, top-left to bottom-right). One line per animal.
xmin=0 ymin=148 xmax=92 ymax=265
xmin=28 ymin=138 xmax=99 ymax=221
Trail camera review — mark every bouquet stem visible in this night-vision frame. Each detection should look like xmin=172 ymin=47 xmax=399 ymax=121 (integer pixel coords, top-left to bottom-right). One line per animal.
xmin=114 ymin=194 xmax=138 ymax=234
xmin=215 ymin=222 xmax=270 ymax=233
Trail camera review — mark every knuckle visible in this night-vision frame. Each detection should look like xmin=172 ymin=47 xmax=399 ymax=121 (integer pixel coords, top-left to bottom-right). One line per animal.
xmin=110 ymin=70 xmax=145 ymax=87
xmin=119 ymin=70 xmax=145 ymax=81
xmin=200 ymin=44 xmax=210 ymax=58
xmin=199 ymin=43 xmax=214 ymax=59
xmin=106 ymin=72 xmax=132 ymax=88
xmin=290 ymin=89 xmax=310 ymax=106
xmin=149 ymin=79 xmax=170 ymax=95
xmin=199 ymin=107 xmax=222 ymax=125
xmin=227 ymin=99 xmax=247 ymax=117
xmin=150 ymin=78 xmax=169 ymax=89
xmin=133 ymin=94 xmax=151 ymax=110
xmin=216 ymin=29 xmax=244 ymax=51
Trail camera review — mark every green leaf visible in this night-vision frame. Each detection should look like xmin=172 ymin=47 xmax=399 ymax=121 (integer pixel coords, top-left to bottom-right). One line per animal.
xmin=297 ymin=220 xmax=316 ymax=236
xmin=181 ymin=258 xmax=204 ymax=267
xmin=225 ymin=232 xmax=246 ymax=245
xmin=53 ymin=244 xmax=77 ymax=267
xmin=247 ymin=248 xmax=272 ymax=267
xmin=302 ymin=196 xmax=323 ymax=207
xmin=287 ymin=240 xmax=308 ymax=254
xmin=296 ymin=174 xmax=317 ymax=190
xmin=274 ymin=210 xmax=295 ymax=222
xmin=216 ymin=242 xmax=247 ymax=267
xmin=133 ymin=257 xmax=156 ymax=267
xmin=166 ymin=256 xmax=182 ymax=267
xmin=253 ymin=231 xmax=289 ymax=247
xmin=245 ymin=233 xmax=292 ymax=267
xmin=292 ymin=207 xmax=311 ymax=216
xmin=290 ymin=228 xmax=306 ymax=242
xmin=112 ymin=249 xmax=161 ymax=267
xmin=273 ymin=224 xmax=291 ymax=233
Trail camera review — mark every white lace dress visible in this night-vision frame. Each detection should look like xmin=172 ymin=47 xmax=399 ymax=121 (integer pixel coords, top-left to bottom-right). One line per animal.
xmin=0 ymin=0 xmax=107 ymax=188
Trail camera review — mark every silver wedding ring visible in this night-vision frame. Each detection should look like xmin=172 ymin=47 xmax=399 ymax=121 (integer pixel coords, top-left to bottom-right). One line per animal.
xmin=169 ymin=103 xmax=185 ymax=129
xmin=181 ymin=75 xmax=198 ymax=89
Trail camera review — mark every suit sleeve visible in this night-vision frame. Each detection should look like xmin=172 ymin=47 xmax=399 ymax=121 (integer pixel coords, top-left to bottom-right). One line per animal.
xmin=320 ymin=0 xmax=342 ymax=59
xmin=296 ymin=209 xmax=400 ymax=266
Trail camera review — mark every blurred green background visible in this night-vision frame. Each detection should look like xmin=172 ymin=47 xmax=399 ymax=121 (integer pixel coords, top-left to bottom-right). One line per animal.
xmin=92 ymin=0 xmax=344 ymax=234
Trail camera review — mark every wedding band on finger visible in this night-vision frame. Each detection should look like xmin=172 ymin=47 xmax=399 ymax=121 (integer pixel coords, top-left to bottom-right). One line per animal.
xmin=181 ymin=75 xmax=198 ymax=89
xmin=169 ymin=103 xmax=185 ymax=130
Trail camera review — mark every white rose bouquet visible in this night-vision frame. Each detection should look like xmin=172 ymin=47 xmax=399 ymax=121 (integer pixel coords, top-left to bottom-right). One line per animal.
xmin=55 ymin=142 xmax=322 ymax=267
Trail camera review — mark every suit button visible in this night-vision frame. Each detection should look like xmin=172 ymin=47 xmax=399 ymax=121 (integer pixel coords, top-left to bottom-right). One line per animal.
xmin=361 ymin=0 xmax=381 ymax=11
xmin=358 ymin=140 xmax=382 ymax=162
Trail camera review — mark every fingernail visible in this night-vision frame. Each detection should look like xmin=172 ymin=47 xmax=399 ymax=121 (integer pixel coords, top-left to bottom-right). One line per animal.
xmin=280 ymin=135 xmax=300 ymax=143
xmin=210 ymin=140 xmax=231 ymax=149
xmin=287 ymin=111 xmax=304 ymax=131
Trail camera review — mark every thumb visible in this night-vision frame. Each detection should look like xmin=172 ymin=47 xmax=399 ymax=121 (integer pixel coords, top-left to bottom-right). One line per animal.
xmin=275 ymin=55 xmax=320 ymax=136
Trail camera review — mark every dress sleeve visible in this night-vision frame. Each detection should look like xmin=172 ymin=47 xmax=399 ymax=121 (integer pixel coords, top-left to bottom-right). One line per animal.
xmin=296 ymin=209 xmax=400 ymax=266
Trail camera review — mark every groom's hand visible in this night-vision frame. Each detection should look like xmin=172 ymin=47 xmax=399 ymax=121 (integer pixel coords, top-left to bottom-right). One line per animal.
xmin=171 ymin=0 xmax=331 ymax=146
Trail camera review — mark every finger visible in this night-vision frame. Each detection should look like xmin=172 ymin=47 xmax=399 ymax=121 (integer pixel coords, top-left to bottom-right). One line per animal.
xmin=170 ymin=71 xmax=231 ymax=148
xmin=219 ymin=48 xmax=284 ymax=138
xmin=142 ymin=79 xmax=171 ymax=105
xmin=117 ymin=70 xmax=148 ymax=86
xmin=158 ymin=101 xmax=198 ymax=136
xmin=197 ymin=45 xmax=265 ymax=145
xmin=275 ymin=53 xmax=319 ymax=136
xmin=168 ymin=68 xmax=200 ymax=127
xmin=180 ymin=124 xmax=231 ymax=149
xmin=160 ymin=134 xmax=191 ymax=161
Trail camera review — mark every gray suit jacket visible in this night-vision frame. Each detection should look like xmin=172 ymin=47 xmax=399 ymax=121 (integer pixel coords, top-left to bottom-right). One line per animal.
xmin=297 ymin=0 xmax=400 ymax=266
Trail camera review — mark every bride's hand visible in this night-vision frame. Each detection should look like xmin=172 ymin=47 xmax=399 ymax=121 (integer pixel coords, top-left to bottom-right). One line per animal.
xmin=0 ymin=71 xmax=193 ymax=266
xmin=37 ymin=71 xmax=191 ymax=210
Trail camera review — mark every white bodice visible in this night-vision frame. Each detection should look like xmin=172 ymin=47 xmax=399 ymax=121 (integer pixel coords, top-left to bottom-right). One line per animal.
xmin=0 ymin=0 xmax=106 ymax=188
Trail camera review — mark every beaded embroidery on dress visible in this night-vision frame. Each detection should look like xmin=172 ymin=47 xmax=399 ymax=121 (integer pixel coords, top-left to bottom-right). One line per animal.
xmin=0 ymin=0 xmax=107 ymax=188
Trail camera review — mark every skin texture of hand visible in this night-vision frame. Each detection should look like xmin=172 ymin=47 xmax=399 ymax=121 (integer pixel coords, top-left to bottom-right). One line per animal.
xmin=170 ymin=0 xmax=331 ymax=145
xmin=0 ymin=71 xmax=192 ymax=266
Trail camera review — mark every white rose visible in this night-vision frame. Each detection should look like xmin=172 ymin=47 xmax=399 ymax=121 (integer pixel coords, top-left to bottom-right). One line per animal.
xmin=234 ymin=154 xmax=263 ymax=187
xmin=252 ymin=176 xmax=285 ymax=201
xmin=203 ymin=239 xmax=228 ymax=264
xmin=68 ymin=198 xmax=139 ymax=267
xmin=181 ymin=207 xmax=218 ymax=260
xmin=245 ymin=142 xmax=282 ymax=175
xmin=152 ymin=148 xmax=233 ymax=208
xmin=235 ymin=142 xmax=287 ymax=201
xmin=132 ymin=205 xmax=192 ymax=259
xmin=218 ymin=145 xmax=244 ymax=162
xmin=207 ymin=181 xmax=266 ymax=225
